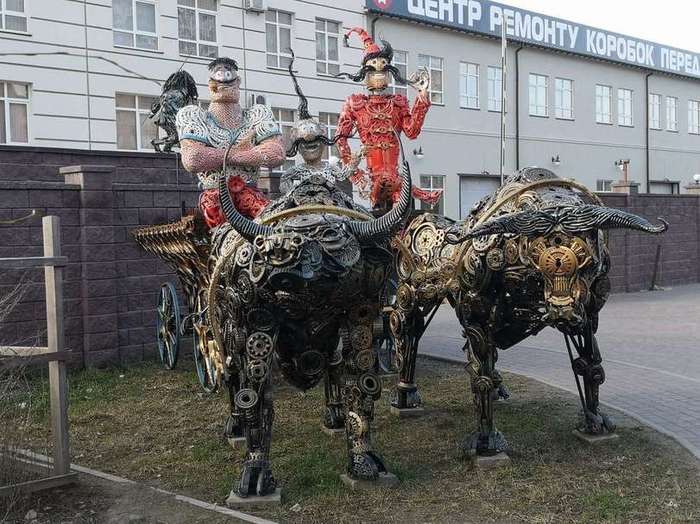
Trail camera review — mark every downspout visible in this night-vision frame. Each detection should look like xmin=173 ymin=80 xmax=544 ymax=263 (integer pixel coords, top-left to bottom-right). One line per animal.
xmin=645 ymin=72 xmax=653 ymax=193
xmin=370 ymin=16 xmax=379 ymax=38
xmin=83 ymin=0 xmax=92 ymax=150
xmin=515 ymin=46 xmax=523 ymax=170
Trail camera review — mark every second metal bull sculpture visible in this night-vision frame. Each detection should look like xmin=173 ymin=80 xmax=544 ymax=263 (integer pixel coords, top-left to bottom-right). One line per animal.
xmin=207 ymin=148 xmax=411 ymax=499
xmin=390 ymin=167 xmax=667 ymax=456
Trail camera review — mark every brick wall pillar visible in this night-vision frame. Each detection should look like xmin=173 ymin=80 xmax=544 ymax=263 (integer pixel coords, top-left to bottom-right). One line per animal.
xmin=60 ymin=165 xmax=118 ymax=367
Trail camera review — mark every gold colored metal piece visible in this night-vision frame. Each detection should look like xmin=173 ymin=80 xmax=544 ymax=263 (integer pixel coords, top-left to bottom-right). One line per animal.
xmin=260 ymin=205 xmax=372 ymax=225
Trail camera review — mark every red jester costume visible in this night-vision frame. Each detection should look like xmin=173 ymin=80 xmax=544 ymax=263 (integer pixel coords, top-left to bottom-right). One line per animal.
xmin=336 ymin=28 xmax=442 ymax=211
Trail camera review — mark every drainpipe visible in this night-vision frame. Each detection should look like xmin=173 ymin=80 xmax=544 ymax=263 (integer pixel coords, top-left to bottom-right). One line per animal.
xmin=645 ymin=72 xmax=653 ymax=193
xmin=515 ymin=46 xmax=524 ymax=170
xmin=370 ymin=16 xmax=379 ymax=39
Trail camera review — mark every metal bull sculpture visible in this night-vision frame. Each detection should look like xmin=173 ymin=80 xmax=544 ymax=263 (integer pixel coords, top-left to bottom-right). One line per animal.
xmin=390 ymin=167 xmax=667 ymax=456
xmin=206 ymin=154 xmax=412 ymax=498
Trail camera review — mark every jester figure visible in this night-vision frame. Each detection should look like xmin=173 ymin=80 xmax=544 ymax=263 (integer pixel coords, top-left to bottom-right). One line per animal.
xmin=336 ymin=28 xmax=441 ymax=212
xmin=175 ymin=57 xmax=286 ymax=229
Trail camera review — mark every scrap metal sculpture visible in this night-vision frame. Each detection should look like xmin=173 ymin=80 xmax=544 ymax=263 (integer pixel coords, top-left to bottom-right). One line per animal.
xmin=390 ymin=167 xmax=667 ymax=455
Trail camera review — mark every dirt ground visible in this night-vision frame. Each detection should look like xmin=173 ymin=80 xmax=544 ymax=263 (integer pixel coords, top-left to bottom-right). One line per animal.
xmin=2 ymin=357 xmax=699 ymax=523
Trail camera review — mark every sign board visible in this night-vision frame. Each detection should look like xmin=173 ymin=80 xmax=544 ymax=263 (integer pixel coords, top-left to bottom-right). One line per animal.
xmin=366 ymin=0 xmax=700 ymax=80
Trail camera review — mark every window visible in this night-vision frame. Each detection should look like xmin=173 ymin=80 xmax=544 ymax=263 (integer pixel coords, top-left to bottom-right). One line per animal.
xmin=0 ymin=81 xmax=29 ymax=144
xmin=390 ymin=49 xmax=408 ymax=98
xmin=418 ymin=176 xmax=444 ymax=215
xmin=666 ymin=96 xmax=678 ymax=131
xmin=459 ymin=62 xmax=479 ymax=109
xmin=596 ymin=179 xmax=613 ymax=192
xmin=0 ymin=0 xmax=27 ymax=32
xmin=648 ymin=93 xmax=661 ymax=130
xmin=266 ymin=10 xmax=293 ymax=69
xmin=528 ymin=74 xmax=548 ymax=117
xmin=417 ymin=55 xmax=443 ymax=105
xmin=554 ymin=78 xmax=574 ymax=120
xmin=315 ymin=19 xmax=340 ymax=76
xmin=595 ymin=85 xmax=612 ymax=124
xmin=487 ymin=66 xmax=502 ymax=112
xmin=618 ymin=88 xmax=633 ymax=126
xmin=178 ymin=0 xmax=217 ymax=58
xmin=689 ymin=100 xmax=700 ymax=135
xmin=272 ymin=107 xmax=295 ymax=172
xmin=112 ymin=0 xmax=157 ymax=50
xmin=115 ymin=93 xmax=158 ymax=150
xmin=319 ymin=112 xmax=338 ymax=163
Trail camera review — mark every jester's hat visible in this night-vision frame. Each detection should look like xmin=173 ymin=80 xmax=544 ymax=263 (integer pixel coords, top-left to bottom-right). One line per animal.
xmin=344 ymin=27 xmax=394 ymax=66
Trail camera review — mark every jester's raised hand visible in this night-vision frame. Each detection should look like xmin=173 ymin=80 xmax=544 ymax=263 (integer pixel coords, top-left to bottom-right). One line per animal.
xmin=408 ymin=67 xmax=431 ymax=98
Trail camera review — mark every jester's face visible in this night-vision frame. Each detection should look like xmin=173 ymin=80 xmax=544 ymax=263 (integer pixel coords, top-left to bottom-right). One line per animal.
xmin=365 ymin=57 xmax=390 ymax=92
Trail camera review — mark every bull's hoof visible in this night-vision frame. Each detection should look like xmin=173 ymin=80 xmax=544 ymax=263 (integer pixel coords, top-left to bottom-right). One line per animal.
xmin=579 ymin=410 xmax=616 ymax=435
xmin=461 ymin=430 xmax=508 ymax=457
xmin=348 ymin=451 xmax=387 ymax=481
xmin=237 ymin=459 xmax=276 ymax=498
xmin=389 ymin=386 xmax=422 ymax=410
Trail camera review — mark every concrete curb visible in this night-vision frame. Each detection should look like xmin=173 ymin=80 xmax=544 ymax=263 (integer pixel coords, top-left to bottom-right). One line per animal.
xmin=8 ymin=449 xmax=278 ymax=524
xmin=419 ymin=350 xmax=700 ymax=460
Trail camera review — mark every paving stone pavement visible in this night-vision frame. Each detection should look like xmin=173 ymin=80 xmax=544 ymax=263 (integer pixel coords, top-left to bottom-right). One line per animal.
xmin=418 ymin=284 xmax=700 ymax=458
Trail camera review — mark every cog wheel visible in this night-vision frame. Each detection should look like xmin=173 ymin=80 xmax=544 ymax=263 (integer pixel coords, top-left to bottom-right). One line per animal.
xmin=246 ymin=332 xmax=274 ymax=359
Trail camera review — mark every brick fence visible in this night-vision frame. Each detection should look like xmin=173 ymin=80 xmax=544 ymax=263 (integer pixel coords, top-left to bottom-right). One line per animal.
xmin=1 ymin=146 xmax=698 ymax=367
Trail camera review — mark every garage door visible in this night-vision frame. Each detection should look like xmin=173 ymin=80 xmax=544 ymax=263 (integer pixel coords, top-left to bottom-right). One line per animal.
xmin=459 ymin=175 xmax=501 ymax=219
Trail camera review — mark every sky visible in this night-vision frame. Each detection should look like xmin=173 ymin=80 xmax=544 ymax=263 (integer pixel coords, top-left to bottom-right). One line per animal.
xmin=501 ymin=0 xmax=700 ymax=53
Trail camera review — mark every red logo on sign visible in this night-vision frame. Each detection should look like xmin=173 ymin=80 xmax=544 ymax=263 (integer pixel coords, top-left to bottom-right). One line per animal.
xmin=371 ymin=0 xmax=393 ymax=10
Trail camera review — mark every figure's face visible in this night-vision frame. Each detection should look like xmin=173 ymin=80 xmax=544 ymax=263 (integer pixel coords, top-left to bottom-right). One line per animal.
xmin=292 ymin=120 xmax=327 ymax=164
xmin=364 ymin=57 xmax=390 ymax=92
xmin=299 ymin=138 xmax=325 ymax=164
xmin=208 ymin=65 xmax=240 ymax=103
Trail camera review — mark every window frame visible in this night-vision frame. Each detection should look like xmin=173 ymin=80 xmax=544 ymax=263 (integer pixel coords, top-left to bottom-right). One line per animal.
xmin=315 ymin=18 xmax=340 ymax=77
xmin=689 ymin=100 xmax=700 ymax=135
xmin=554 ymin=77 xmax=574 ymax=120
xmin=648 ymin=93 xmax=661 ymax=130
xmin=115 ymin=93 xmax=160 ymax=152
xmin=0 ymin=0 xmax=29 ymax=34
xmin=595 ymin=84 xmax=613 ymax=125
xmin=271 ymin=107 xmax=296 ymax=172
xmin=459 ymin=61 xmax=480 ymax=110
xmin=487 ymin=65 xmax=502 ymax=113
xmin=0 ymin=80 xmax=31 ymax=145
xmin=390 ymin=49 xmax=408 ymax=98
xmin=418 ymin=54 xmax=444 ymax=105
xmin=266 ymin=9 xmax=294 ymax=70
xmin=596 ymin=179 xmax=613 ymax=192
xmin=112 ymin=0 xmax=159 ymax=51
xmin=177 ymin=0 xmax=218 ymax=59
xmin=528 ymin=73 xmax=548 ymax=118
xmin=617 ymin=88 xmax=633 ymax=127
xmin=318 ymin=111 xmax=339 ymax=164
xmin=417 ymin=175 xmax=445 ymax=215
xmin=666 ymin=96 xmax=678 ymax=132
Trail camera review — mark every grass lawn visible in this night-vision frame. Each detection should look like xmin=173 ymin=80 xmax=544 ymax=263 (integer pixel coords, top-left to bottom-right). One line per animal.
xmin=3 ymin=356 xmax=699 ymax=523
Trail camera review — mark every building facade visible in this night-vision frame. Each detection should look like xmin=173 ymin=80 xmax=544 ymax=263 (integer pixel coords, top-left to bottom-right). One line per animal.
xmin=1 ymin=0 xmax=700 ymax=219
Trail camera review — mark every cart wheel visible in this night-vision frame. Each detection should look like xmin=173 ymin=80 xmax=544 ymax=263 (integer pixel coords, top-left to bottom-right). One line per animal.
xmin=192 ymin=297 xmax=220 ymax=394
xmin=156 ymin=282 xmax=181 ymax=370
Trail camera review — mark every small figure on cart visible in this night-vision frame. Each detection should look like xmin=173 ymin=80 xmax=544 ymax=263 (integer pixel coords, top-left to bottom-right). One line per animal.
xmin=336 ymin=28 xmax=441 ymax=212
xmin=175 ymin=57 xmax=285 ymax=229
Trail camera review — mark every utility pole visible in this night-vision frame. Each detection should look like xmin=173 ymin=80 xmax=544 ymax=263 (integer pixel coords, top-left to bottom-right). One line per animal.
xmin=500 ymin=21 xmax=507 ymax=185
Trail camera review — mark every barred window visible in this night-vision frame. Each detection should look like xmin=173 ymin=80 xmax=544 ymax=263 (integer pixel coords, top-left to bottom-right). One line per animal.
xmin=115 ymin=93 xmax=158 ymax=151
xmin=113 ymin=0 xmax=158 ymax=50
xmin=0 ymin=81 xmax=30 ymax=144
xmin=178 ymin=0 xmax=217 ymax=58
xmin=266 ymin=10 xmax=293 ymax=69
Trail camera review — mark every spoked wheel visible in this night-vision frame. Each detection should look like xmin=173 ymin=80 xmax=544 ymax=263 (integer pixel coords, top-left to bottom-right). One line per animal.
xmin=156 ymin=282 xmax=181 ymax=370
xmin=192 ymin=294 xmax=220 ymax=394
xmin=374 ymin=277 xmax=398 ymax=375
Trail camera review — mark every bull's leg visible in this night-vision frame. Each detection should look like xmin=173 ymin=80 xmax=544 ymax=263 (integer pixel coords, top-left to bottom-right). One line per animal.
xmin=565 ymin=323 xmax=616 ymax=435
xmin=342 ymin=322 xmax=389 ymax=480
xmin=462 ymin=326 xmax=508 ymax=456
xmin=389 ymin=303 xmax=425 ymax=411
xmin=322 ymin=340 xmax=346 ymax=431
xmin=224 ymin=372 xmax=245 ymax=441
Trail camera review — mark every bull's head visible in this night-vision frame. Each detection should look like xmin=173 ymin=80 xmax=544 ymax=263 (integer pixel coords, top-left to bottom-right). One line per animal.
xmin=453 ymin=205 xmax=668 ymax=325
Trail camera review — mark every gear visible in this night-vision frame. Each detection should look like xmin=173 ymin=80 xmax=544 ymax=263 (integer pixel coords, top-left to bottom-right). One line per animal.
xmin=246 ymin=332 xmax=274 ymax=359
xmin=354 ymin=350 xmax=375 ymax=371
xmin=247 ymin=360 xmax=269 ymax=381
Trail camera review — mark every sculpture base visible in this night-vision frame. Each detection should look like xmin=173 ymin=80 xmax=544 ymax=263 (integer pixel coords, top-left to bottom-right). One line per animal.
xmin=320 ymin=424 xmax=345 ymax=436
xmin=573 ymin=429 xmax=619 ymax=444
xmin=225 ymin=488 xmax=282 ymax=508
xmin=339 ymin=472 xmax=399 ymax=490
xmin=470 ymin=451 xmax=511 ymax=470
xmin=389 ymin=406 xmax=424 ymax=418
xmin=227 ymin=436 xmax=246 ymax=449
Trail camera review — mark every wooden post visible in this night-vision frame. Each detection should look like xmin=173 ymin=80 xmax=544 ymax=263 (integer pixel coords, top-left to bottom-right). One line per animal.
xmin=43 ymin=216 xmax=70 ymax=476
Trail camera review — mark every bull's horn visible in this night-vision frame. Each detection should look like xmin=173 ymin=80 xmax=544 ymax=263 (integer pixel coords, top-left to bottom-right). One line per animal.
xmin=446 ymin=210 xmax=556 ymax=243
xmin=560 ymin=205 xmax=669 ymax=234
xmin=346 ymin=160 xmax=412 ymax=240
xmin=219 ymin=174 xmax=273 ymax=241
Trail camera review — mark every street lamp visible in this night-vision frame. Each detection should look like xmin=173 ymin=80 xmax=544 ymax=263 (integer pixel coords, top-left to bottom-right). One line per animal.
xmin=413 ymin=146 xmax=424 ymax=159
xmin=551 ymin=154 xmax=561 ymax=166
